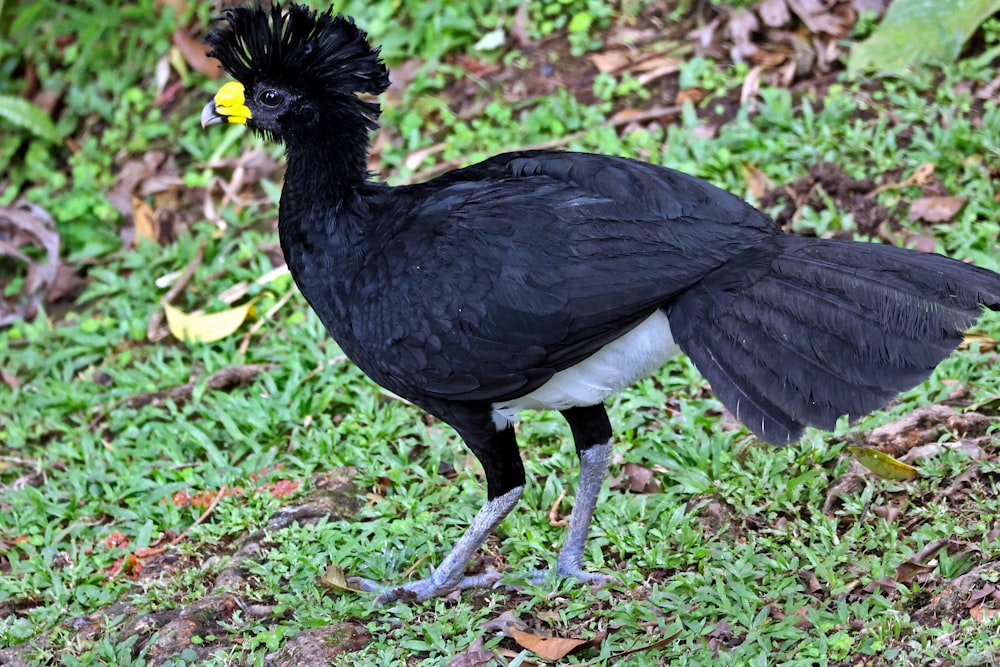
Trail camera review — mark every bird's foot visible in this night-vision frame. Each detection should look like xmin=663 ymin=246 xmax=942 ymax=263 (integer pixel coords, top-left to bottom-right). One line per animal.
xmin=348 ymin=569 xmax=503 ymax=604
xmin=525 ymin=563 xmax=614 ymax=588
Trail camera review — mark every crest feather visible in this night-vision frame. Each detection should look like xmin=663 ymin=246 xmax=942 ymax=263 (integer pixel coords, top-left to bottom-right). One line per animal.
xmin=206 ymin=3 xmax=389 ymax=97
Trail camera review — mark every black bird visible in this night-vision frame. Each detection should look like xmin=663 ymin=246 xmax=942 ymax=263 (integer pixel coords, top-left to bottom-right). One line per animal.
xmin=202 ymin=3 xmax=1000 ymax=603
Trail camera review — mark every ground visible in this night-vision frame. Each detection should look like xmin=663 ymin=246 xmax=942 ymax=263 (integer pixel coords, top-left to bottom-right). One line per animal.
xmin=1 ymin=0 xmax=1000 ymax=665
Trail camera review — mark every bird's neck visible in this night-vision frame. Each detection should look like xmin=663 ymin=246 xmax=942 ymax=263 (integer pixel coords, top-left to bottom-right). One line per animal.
xmin=276 ymin=128 xmax=375 ymax=275
xmin=281 ymin=99 xmax=380 ymax=190
xmin=278 ymin=125 xmax=370 ymax=230
xmin=284 ymin=129 xmax=371 ymax=192
xmin=274 ymin=109 xmax=383 ymax=287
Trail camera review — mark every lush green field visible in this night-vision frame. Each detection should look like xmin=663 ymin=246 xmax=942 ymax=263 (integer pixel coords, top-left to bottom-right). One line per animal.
xmin=2 ymin=0 xmax=999 ymax=664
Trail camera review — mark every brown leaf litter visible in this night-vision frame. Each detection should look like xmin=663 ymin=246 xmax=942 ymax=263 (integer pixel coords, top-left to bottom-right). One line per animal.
xmin=758 ymin=161 xmax=889 ymax=237
xmin=0 ymin=202 xmax=60 ymax=327
xmin=0 ymin=469 xmax=361 ymax=667
xmin=693 ymin=0 xmax=888 ymax=90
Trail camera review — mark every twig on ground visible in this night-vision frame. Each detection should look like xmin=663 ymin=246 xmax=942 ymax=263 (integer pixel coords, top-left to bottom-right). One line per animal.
xmin=113 ymin=363 xmax=278 ymax=411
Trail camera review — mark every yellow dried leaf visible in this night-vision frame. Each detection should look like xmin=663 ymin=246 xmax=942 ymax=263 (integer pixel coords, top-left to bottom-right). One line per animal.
xmin=960 ymin=331 xmax=997 ymax=352
xmin=132 ymin=196 xmax=158 ymax=243
xmin=318 ymin=563 xmax=362 ymax=593
xmin=848 ymin=446 xmax=920 ymax=481
xmin=866 ymin=162 xmax=935 ymax=199
xmin=163 ymin=298 xmax=258 ymax=344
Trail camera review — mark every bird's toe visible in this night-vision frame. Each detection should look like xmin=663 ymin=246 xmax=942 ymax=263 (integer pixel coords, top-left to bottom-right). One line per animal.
xmin=347 ymin=576 xmax=384 ymax=593
xmin=525 ymin=564 xmax=613 ymax=588
xmin=352 ymin=570 xmax=505 ymax=604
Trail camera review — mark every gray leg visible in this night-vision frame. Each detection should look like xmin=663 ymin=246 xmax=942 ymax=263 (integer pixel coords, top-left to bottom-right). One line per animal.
xmin=555 ymin=439 xmax=612 ymax=581
xmin=525 ymin=404 xmax=614 ymax=585
xmin=351 ymin=486 xmax=523 ymax=603
xmin=350 ymin=418 xmax=526 ymax=604
xmin=432 ymin=485 xmax=522 ymax=586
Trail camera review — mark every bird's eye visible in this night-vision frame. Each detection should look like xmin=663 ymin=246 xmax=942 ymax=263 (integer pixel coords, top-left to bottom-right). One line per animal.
xmin=260 ymin=89 xmax=283 ymax=108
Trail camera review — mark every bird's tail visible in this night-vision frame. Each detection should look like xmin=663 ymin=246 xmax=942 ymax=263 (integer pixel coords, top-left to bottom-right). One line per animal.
xmin=667 ymin=236 xmax=1000 ymax=445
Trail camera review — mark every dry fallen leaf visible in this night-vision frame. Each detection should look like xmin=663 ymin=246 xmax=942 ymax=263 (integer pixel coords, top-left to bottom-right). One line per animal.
xmin=0 ymin=203 xmax=60 ymax=327
xmin=847 ymin=446 xmax=920 ymax=481
xmin=510 ymin=626 xmax=599 ymax=661
xmin=173 ymin=26 xmax=222 ymax=79
xmin=677 ymin=86 xmax=709 ymax=106
xmin=589 ymin=50 xmax=632 ymax=73
xmin=479 ymin=610 xmax=520 ymax=636
xmin=902 ymin=232 xmax=937 ymax=253
xmin=800 ymin=569 xmax=823 ymax=595
xmin=46 ymin=264 xmax=86 ymax=303
xmin=442 ymin=637 xmax=498 ymax=667
xmin=902 ymin=437 xmax=986 ymax=464
xmin=969 ymin=604 xmax=1000 ymax=622
xmin=822 ymin=462 xmax=865 ymax=514
xmin=908 ymin=195 xmax=967 ymax=222
xmin=107 ymin=154 xmax=163 ymax=220
xmin=317 ymin=563 xmax=362 ymax=593
xmin=786 ymin=0 xmax=847 ymax=35
xmin=706 ymin=619 xmax=736 ymax=652
xmin=1 ymin=370 xmax=20 ymax=389
xmin=959 ymin=331 xmax=997 ymax=352
xmin=894 ymin=560 xmax=936 ymax=584
xmin=758 ymin=0 xmax=792 ymax=27
xmin=967 ymin=583 xmax=998 ymax=608
xmin=866 ymin=162 xmax=936 ymax=199
xmin=864 ymin=404 xmax=968 ymax=454
xmin=633 ymin=55 xmax=681 ymax=74
xmin=727 ymin=9 xmax=760 ymax=61
xmin=609 ymin=462 xmax=661 ymax=494
xmin=873 ymin=505 xmax=900 ymax=523
xmin=742 ymin=162 xmax=775 ymax=200
xmin=164 ymin=297 xmax=260 ymax=344
xmin=132 ymin=196 xmax=158 ymax=243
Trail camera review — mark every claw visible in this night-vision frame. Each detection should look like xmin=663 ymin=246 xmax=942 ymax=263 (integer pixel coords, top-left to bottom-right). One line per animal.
xmin=568 ymin=569 xmax=613 ymax=589
xmin=524 ymin=565 xmax=614 ymax=589
xmin=348 ymin=570 xmax=505 ymax=604
xmin=347 ymin=576 xmax=387 ymax=593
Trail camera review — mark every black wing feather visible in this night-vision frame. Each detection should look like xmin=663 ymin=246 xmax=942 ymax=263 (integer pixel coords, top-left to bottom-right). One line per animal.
xmin=329 ymin=151 xmax=778 ymax=403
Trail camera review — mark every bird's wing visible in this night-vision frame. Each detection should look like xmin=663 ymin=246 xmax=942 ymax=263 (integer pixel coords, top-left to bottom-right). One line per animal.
xmin=349 ymin=151 xmax=778 ymax=402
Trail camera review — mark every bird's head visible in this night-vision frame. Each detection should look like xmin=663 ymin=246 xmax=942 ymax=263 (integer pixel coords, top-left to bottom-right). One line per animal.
xmin=201 ymin=2 xmax=389 ymax=144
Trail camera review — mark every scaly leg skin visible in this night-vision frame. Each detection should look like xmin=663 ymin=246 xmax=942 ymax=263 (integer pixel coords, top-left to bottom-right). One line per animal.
xmin=349 ymin=485 xmax=523 ymax=604
xmin=528 ymin=439 xmax=614 ymax=586
xmin=554 ymin=439 xmax=613 ymax=584
xmin=526 ymin=404 xmax=616 ymax=587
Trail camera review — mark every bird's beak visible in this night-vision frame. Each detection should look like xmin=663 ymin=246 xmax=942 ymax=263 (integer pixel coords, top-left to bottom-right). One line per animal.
xmin=201 ymin=81 xmax=252 ymax=128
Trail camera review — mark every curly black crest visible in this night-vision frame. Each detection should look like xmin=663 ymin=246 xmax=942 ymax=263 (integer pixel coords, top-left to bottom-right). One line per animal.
xmin=206 ymin=2 xmax=389 ymax=98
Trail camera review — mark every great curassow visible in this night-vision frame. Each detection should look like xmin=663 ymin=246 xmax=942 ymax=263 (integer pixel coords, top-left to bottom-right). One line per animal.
xmin=202 ymin=2 xmax=1000 ymax=603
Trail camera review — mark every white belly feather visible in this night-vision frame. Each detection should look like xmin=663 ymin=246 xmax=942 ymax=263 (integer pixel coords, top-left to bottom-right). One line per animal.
xmin=491 ymin=310 xmax=678 ymax=429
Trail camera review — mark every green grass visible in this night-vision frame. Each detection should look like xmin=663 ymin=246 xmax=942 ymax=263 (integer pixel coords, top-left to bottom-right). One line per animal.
xmin=2 ymin=0 xmax=1000 ymax=665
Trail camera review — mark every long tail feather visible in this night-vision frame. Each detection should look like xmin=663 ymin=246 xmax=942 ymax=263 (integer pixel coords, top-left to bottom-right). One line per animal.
xmin=668 ymin=236 xmax=1000 ymax=445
